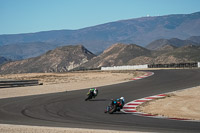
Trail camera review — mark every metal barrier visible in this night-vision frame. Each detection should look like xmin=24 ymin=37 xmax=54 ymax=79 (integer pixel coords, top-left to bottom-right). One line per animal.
xmin=101 ymin=62 xmax=200 ymax=70
xmin=0 ymin=80 xmax=39 ymax=88
xmin=148 ymin=62 xmax=198 ymax=68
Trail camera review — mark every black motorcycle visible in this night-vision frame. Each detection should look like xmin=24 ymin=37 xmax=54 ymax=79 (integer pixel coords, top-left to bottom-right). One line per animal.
xmin=104 ymin=100 xmax=122 ymax=114
xmin=85 ymin=91 xmax=95 ymax=101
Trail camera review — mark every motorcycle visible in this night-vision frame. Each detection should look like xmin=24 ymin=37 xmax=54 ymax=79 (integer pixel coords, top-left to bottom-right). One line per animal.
xmin=85 ymin=91 xmax=95 ymax=101
xmin=104 ymin=100 xmax=122 ymax=114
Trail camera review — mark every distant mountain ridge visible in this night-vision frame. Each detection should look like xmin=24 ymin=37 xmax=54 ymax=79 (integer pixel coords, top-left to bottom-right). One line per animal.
xmin=187 ymin=36 xmax=200 ymax=43
xmin=0 ymin=42 xmax=58 ymax=60
xmin=146 ymin=36 xmax=200 ymax=50
xmin=0 ymin=56 xmax=10 ymax=65
xmin=0 ymin=11 xmax=200 ymax=54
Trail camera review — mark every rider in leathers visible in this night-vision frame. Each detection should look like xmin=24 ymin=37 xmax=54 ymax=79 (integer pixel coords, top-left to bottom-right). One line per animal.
xmin=88 ymin=88 xmax=98 ymax=98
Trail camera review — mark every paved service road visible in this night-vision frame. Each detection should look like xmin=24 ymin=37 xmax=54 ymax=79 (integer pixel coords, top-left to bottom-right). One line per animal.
xmin=0 ymin=70 xmax=200 ymax=133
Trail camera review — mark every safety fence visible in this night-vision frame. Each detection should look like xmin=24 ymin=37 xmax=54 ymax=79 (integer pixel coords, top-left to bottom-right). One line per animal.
xmin=148 ymin=62 xmax=199 ymax=68
xmin=0 ymin=80 xmax=40 ymax=88
xmin=101 ymin=62 xmax=200 ymax=70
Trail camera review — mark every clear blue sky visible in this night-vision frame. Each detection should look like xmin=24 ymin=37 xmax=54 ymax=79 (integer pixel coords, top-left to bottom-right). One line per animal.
xmin=1 ymin=0 xmax=200 ymax=35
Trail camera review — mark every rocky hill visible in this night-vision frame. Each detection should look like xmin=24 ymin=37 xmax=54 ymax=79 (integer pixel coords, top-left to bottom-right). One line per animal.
xmin=0 ymin=45 xmax=95 ymax=74
xmin=146 ymin=38 xmax=198 ymax=50
xmin=0 ymin=11 xmax=200 ymax=55
xmin=156 ymin=44 xmax=177 ymax=51
xmin=81 ymin=43 xmax=152 ymax=68
xmin=163 ymin=45 xmax=200 ymax=62
xmin=81 ymin=43 xmax=200 ymax=69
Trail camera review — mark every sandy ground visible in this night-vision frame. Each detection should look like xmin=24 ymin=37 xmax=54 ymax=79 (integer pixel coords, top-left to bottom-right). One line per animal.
xmin=0 ymin=71 xmax=145 ymax=99
xmin=0 ymin=124 xmax=145 ymax=133
xmin=138 ymin=86 xmax=200 ymax=120
xmin=0 ymin=70 xmax=148 ymax=133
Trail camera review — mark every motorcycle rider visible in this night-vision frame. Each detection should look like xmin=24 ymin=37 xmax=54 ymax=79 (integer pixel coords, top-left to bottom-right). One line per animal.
xmin=105 ymin=97 xmax=125 ymax=113
xmin=88 ymin=88 xmax=98 ymax=98
xmin=119 ymin=97 xmax=125 ymax=108
xmin=111 ymin=97 xmax=125 ymax=109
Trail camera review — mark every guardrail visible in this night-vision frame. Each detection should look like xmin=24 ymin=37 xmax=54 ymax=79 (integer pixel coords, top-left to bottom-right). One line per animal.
xmin=0 ymin=80 xmax=40 ymax=88
xmin=101 ymin=62 xmax=200 ymax=70
xmin=148 ymin=62 xmax=198 ymax=68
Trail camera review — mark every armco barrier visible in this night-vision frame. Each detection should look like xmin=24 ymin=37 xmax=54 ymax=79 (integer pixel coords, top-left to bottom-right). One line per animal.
xmin=148 ymin=62 xmax=198 ymax=68
xmin=0 ymin=80 xmax=39 ymax=88
xmin=101 ymin=62 xmax=200 ymax=70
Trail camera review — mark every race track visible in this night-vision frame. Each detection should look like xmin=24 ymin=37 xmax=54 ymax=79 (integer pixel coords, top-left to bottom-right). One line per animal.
xmin=0 ymin=69 xmax=200 ymax=133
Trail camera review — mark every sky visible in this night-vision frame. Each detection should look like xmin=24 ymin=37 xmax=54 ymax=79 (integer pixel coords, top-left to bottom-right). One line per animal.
xmin=1 ymin=0 xmax=200 ymax=35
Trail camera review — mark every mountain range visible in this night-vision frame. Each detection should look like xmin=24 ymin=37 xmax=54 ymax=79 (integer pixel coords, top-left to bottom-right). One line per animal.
xmin=0 ymin=11 xmax=200 ymax=60
xmin=1 ymin=43 xmax=200 ymax=74
xmin=0 ymin=42 xmax=58 ymax=60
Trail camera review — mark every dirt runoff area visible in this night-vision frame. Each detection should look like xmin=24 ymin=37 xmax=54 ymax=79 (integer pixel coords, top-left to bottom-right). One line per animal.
xmin=138 ymin=86 xmax=200 ymax=121
xmin=0 ymin=70 xmax=147 ymax=133
xmin=0 ymin=70 xmax=145 ymax=99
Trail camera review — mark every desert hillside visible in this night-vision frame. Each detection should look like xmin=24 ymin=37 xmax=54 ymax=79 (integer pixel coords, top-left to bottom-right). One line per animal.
xmin=81 ymin=43 xmax=200 ymax=69
xmin=0 ymin=45 xmax=95 ymax=74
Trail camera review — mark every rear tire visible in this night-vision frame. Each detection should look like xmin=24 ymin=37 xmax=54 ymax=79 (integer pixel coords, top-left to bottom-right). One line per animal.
xmin=104 ymin=110 xmax=107 ymax=113
xmin=108 ymin=105 xmax=116 ymax=114
xmin=85 ymin=93 xmax=93 ymax=101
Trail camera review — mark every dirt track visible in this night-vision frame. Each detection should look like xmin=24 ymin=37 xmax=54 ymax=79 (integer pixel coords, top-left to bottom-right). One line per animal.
xmin=0 ymin=71 xmax=145 ymax=99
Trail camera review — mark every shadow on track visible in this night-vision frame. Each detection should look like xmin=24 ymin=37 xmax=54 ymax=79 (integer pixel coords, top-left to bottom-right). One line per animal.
xmin=104 ymin=112 xmax=127 ymax=115
xmin=86 ymin=99 xmax=111 ymax=101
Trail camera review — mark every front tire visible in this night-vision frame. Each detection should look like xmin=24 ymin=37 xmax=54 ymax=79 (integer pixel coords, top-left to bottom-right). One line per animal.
xmin=85 ymin=93 xmax=93 ymax=101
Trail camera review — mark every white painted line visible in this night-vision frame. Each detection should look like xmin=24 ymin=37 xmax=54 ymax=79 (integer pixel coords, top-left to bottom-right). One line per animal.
xmin=137 ymin=98 xmax=152 ymax=101
xmin=123 ymin=105 xmax=138 ymax=107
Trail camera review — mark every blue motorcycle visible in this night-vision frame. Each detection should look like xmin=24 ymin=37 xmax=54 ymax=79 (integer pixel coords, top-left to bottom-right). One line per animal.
xmin=104 ymin=100 xmax=122 ymax=114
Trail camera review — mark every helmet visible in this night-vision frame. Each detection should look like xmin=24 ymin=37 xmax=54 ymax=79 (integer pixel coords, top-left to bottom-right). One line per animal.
xmin=120 ymin=97 xmax=124 ymax=101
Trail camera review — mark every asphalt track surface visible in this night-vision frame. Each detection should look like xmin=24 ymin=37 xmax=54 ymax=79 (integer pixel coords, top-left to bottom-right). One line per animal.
xmin=0 ymin=69 xmax=200 ymax=133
